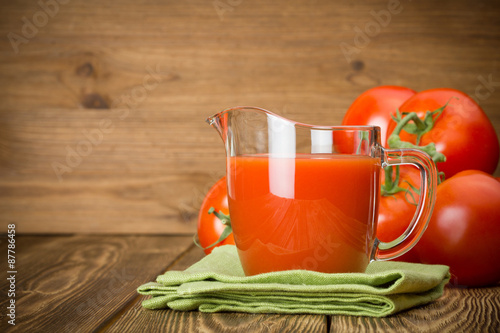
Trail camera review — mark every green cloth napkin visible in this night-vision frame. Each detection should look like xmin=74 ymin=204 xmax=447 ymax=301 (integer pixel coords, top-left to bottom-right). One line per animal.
xmin=137 ymin=245 xmax=450 ymax=317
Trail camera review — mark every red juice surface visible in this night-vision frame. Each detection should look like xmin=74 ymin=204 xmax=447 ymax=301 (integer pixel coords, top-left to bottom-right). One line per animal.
xmin=227 ymin=154 xmax=380 ymax=276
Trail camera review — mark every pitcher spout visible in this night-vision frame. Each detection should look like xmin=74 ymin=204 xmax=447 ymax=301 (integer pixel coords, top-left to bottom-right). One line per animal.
xmin=206 ymin=112 xmax=228 ymax=142
xmin=207 ymin=106 xmax=288 ymax=151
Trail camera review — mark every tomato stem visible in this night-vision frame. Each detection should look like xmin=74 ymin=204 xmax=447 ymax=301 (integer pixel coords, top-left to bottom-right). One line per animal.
xmin=383 ymin=101 xmax=454 ymax=197
xmin=381 ymin=166 xmax=420 ymax=206
xmin=381 ymin=166 xmax=403 ymax=195
xmin=193 ymin=207 xmax=232 ymax=252
xmin=387 ymin=101 xmax=453 ymax=164
xmin=208 ymin=207 xmax=231 ymax=225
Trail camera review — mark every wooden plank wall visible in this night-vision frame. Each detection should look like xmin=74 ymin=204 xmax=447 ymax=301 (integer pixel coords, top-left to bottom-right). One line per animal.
xmin=1 ymin=0 xmax=499 ymax=234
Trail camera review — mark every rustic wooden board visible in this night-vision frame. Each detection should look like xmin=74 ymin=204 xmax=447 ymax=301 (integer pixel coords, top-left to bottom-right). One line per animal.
xmin=1 ymin=0 xmax=500 ymax=233
xmin=112 ymin=310 xmax=329 ymax=333
xmin=329 ymin=286 xmax=500 ymax=332
xmin=0 ymin=235 xmax=194 ymax=332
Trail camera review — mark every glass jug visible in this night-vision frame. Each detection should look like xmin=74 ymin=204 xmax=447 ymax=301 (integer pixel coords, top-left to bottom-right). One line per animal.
xmin=208 ymin=106 xmax=437 ymax=276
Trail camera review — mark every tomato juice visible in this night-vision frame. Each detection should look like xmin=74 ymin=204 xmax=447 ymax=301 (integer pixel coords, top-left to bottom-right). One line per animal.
xmin=227 ymin=154 xmax=380 ymax=276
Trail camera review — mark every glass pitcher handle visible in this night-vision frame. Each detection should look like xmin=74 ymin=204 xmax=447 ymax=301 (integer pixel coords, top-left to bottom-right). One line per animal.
xmin=373 ymin=148 xmax=438 ymax=261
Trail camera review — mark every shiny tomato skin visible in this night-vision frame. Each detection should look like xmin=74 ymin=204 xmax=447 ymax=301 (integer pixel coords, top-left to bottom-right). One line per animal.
xmin=414 ymin=170 xmax=500 ymax=287
xmin=342 ymin=86 xmax=416 ymax=146
xmin=388 ymin=88 xmax=500 ymax=178
xmin=332 ymin=130 xmax=369 ymax=155
xmin=342 ymin=85 xmax=422 ymax=263
xmin=377 ymin=166 xmax=420 ymax=262
xmin=197 ymin=177 xmax=234 ymax=254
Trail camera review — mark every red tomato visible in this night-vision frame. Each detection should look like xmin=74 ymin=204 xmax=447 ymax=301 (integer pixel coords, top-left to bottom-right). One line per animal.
xmin=388 ymin=88 xmax=500 ymax=178
xmin=342 ymin=85 xmax=422 ymax=263
xmin=342 ymin=85 xmax=416 ymax=146
xmin=197 ymin=177 xmax=234 ymax=254
xmin=412 ymin=170 xmax=500 ymax=287
xmin=377 ymin=166 xmax=420 ymax=262
xmin=332 ymin=130 xmax=369 ymax=155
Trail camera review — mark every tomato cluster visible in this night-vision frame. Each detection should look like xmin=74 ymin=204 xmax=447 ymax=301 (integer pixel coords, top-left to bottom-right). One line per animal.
xmin=343 ymin=86 xmax=500 ymax=287
xmin=197 ymin=86 xmax=500 ymax=287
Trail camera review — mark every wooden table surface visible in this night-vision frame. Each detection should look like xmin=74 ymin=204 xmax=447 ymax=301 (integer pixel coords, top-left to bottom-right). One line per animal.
xmin=1 ymin=235 xmax=498 ymax=332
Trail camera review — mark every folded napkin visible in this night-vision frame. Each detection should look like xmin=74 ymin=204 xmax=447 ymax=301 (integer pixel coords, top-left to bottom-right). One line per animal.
xmin=137 ymin=245 xmax=450 ymax=317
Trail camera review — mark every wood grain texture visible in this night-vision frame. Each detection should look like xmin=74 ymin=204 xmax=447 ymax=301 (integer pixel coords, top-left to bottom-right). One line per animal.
xmin=103 ymin=305 xmax=328 ymax=333
xmin=102 ymin=244 xmax=328 ymax=333
xmin=1 ymin=0 xmax=500 ymax=233
xmin=0 ymin=235 xmax=194 ymax=332
xmin=329 ymin=286 xmax=500 ymax=333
